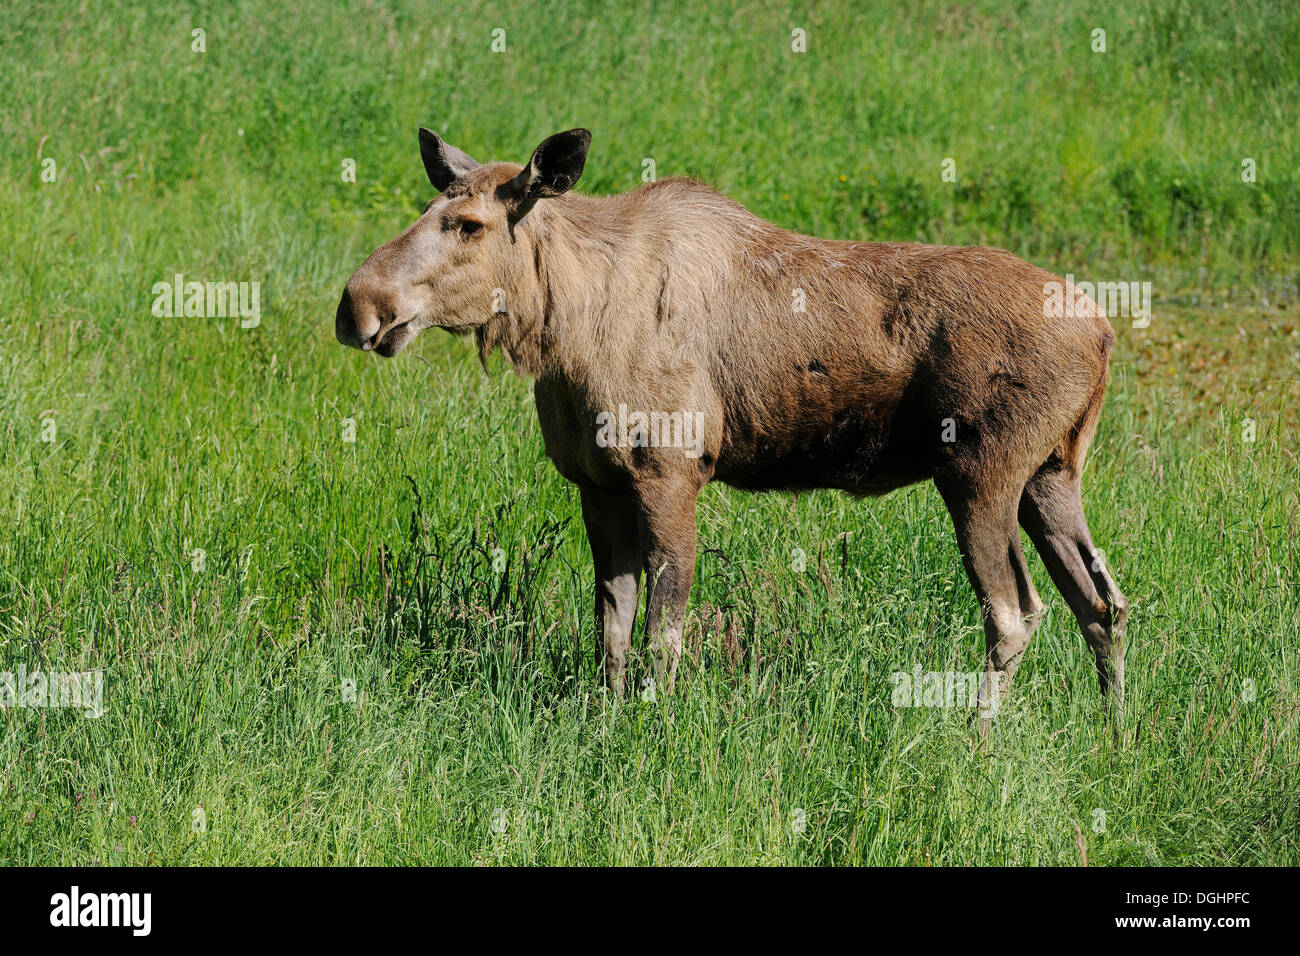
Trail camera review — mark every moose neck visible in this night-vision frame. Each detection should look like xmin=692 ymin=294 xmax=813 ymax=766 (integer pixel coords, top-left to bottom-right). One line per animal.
xmin=477 ymin=193 xmax=626 ymax=383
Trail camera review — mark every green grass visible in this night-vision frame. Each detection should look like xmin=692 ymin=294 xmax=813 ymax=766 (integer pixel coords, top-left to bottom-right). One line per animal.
xmin=1 ymin=0 xmax=1297 ymax=864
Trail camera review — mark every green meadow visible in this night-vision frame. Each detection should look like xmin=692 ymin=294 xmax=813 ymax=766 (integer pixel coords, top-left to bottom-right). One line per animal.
xmin=1 ymin=0 xmax=1296 ymax=864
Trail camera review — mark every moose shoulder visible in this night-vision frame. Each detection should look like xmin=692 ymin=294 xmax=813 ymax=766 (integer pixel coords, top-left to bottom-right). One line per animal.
xmin=336 ymin=128 xmax=1127 ymax=726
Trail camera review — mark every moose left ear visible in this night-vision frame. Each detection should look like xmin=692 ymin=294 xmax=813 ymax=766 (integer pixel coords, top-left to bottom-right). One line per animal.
xmin=419 ymin=127 xmax=479 ymax=192
xmin=508 ymin=128 xmax=591 ymax=202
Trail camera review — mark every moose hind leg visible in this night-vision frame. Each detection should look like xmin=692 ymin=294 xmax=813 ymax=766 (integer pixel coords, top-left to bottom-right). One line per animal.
xmin=937 ymin=477 xmax=1043 ymax=732
xmin=1018 ymin=465 xmax=1128 ymax=710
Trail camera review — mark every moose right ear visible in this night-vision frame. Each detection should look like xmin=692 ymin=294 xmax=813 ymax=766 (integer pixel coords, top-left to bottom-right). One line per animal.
xmin=418 ymin=127 xmax=479 ymax=191
xmin=510 ymin=128 xmax=591 ymax=201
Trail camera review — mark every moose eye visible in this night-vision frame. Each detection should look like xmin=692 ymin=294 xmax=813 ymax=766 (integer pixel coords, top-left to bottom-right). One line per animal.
xmin=458 ymin=219 xmax=484 ymax=238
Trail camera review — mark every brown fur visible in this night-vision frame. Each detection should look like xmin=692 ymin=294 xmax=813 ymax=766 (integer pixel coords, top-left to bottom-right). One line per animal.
xmin=336 ymin=129 xmax=1127 ymax=722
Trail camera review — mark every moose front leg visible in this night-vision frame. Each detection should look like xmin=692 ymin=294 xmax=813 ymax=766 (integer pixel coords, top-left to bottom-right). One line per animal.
xmin=636 ymin=476 xmax=700 ymax=694
xmin=580 ymin=486 xmax=642 ymax=696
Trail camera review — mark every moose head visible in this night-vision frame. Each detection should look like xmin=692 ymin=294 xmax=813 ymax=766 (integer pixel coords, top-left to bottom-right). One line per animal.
xmin=335 ymin=127 xmax=590 ymax=357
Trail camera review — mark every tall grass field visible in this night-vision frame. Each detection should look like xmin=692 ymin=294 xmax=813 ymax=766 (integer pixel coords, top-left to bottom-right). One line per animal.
xmin=1 ymin=0 xmax=1297 ymax=865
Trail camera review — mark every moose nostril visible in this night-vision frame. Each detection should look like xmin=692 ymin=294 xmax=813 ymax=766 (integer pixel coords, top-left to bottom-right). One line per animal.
xmin=335 ymin=289 xmax=356 ymax=345
xmin=336 ymin=286 xmax=383 ymax=349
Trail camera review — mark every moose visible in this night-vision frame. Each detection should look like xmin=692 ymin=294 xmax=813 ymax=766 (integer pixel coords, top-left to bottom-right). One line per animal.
xmin=335 ymin=127 xmax=1127 ymax=721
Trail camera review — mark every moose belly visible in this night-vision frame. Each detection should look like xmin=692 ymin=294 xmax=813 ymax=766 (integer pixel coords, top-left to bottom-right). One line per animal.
xmin=713 ymin=391 xmax=932 ymax=495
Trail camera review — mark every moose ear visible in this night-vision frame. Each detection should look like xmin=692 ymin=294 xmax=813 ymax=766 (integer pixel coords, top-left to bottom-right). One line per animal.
xmin=508 ymin=128 xmax=591 ymax=202
xmin=418 ymin=127 xmax=478 ymax=191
